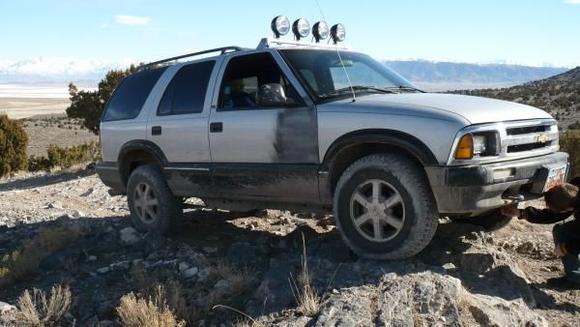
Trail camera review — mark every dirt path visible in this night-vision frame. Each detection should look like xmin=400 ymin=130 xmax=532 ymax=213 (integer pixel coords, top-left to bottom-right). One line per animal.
xmin=0 ymin=169 xmax=578 ymax=326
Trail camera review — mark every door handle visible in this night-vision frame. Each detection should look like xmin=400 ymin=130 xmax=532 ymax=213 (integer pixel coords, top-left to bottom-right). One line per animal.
xmin=210 ymin=122 xmax=223 ymax=133
xmin=152 ymin=126 xmax=162 ymax=135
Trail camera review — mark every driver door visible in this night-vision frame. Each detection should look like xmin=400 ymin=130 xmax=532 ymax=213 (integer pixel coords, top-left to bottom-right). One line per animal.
xmin=208 ymin=51 xmax=319 ymax=203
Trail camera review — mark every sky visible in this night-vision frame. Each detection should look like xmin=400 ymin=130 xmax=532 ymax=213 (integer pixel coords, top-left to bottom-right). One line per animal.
xmin=1 ymin=0 xmax=580 ymax=68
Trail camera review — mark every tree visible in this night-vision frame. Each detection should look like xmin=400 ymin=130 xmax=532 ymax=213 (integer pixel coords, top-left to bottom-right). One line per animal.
xmin=66 ymin=65 xmax=139 ymax=134
xmin=0 ymin=115 xmax=29 ymax=177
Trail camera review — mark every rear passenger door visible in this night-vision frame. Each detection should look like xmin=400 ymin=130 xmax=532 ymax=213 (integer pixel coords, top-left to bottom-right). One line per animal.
xmin=147 ymin=60 xmax=217 ymax=195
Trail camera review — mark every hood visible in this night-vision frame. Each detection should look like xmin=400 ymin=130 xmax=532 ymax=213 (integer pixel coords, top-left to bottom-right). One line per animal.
xmin=332 ymin=93 xmax=553 ymax=125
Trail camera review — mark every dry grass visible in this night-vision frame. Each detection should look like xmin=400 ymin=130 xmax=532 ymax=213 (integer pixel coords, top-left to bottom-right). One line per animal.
xmin=14 ymin=284 xmax=72 ymax=327
xmin=207 ymin=261 xmax=255 ymax=307
xmin=289 ymin=234 xmax=322 ymax=317
xmin=116 ymin=285 xmax=186 ymax=327
xmin=0 ymin=225 xmax=84 ymax=287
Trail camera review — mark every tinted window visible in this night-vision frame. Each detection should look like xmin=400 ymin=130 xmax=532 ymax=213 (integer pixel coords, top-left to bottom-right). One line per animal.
xmin=158 ymin=61 xmax=215 ymax=116
xmin=218 ymin=53 xmax=303 ymax=110
xmin=103 ymin=68 xmax=166 ymax=121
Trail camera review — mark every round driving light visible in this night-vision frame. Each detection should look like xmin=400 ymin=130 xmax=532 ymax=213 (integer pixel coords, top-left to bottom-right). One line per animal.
xmin=271 ymin=15 xmax=290 ymax=38
xmin=292 ymin=18 xmax=311 ymax=40
xmin=312 ymin=21 xmax=330 ymax=42
xmin=331 ymin=23 xmax=346 ymax=44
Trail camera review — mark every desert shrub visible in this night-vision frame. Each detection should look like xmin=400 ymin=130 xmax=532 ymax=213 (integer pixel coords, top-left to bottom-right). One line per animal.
xmin=27 ymin=155 xmax=53 ymax=172
xmin=47 ymin=142 xmax=100 ymax=169
xmin=0 ymin=226 xmax=85 ymax=287
xmin=67 ymin=66 xmax=138 ymax=134
xmin=14 ymin=284 xmax=72 ymax=327
xmin=116 ymin=286 xmax=186 ymax=327
xmin=560 ymin=131 xmax=580 ymax=178
xmin=28 ymin=142 xmax=100 ymax=172
xmin=0 ymin=114 xmax=29 ymax=178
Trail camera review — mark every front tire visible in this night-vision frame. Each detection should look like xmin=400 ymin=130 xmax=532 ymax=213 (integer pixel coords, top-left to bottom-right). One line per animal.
xmin=127 ymin=165 xmax=183 ymax=235
xmin=333 ymin=154 xmax=439 ymax=259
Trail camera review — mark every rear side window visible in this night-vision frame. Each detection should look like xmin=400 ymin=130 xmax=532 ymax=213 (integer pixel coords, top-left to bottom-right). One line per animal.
xmin=102 ymin=67 xmax=166 ymax=121
xmin=158 ymin=61 xmax=215 ymax=116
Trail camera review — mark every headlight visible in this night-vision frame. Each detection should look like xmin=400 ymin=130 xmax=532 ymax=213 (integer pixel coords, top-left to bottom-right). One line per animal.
xmin=292 ymin=18 xmax=311 ymax=40
xmin=455 ymin=131 xmax=500 ymax=160
xmin=271 ymin=15 xmax=290 ymax=38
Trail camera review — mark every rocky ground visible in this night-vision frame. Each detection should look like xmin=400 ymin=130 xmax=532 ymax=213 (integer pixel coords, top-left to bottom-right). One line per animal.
xmin=0 ymin=168 xmax=579 ymax=326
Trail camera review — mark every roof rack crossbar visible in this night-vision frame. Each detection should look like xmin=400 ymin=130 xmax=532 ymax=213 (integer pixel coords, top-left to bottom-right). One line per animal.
xmin=139 ymin=46 xmax=244 ymax=71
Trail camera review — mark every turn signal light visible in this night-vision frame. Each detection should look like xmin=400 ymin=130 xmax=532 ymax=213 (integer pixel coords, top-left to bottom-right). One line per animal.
xmin=455 ymin=134 xmax=474 ymax=159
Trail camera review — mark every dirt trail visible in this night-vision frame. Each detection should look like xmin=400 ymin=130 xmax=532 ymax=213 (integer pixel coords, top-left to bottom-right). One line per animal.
xmin=0 ymin=169 xmax=578 ymax=326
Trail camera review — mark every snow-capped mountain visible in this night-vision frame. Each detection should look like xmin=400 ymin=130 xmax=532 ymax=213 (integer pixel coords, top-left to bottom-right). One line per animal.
xmin=0 ymin=58 xmax=134 ymax=84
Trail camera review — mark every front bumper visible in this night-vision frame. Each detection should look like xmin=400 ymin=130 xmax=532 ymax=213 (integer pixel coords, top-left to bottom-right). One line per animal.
xmin=425 ymin=151 xmax=569 ymax=216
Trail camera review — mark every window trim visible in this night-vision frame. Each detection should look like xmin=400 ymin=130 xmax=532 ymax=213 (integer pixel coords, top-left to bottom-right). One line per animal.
xmin=156 ymin=60 xmax=216 ymax=117
xmin=216 ymin=52 xmax=306 ymax=112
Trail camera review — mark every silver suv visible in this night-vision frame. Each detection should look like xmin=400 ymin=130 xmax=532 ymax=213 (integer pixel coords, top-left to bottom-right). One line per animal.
xmin=96 ymin=38 xmax=568 ymax=259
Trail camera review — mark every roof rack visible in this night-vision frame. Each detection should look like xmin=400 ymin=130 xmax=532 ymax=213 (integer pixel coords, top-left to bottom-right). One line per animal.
xmin=138 ymin=46 xmax=245 ymax=71
xmin=257 ymin=38 xmax=349 ymax=50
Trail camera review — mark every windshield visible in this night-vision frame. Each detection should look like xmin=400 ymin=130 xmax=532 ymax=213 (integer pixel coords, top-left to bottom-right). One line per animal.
xmin=280 ymin=49 xmax=417 ymax=102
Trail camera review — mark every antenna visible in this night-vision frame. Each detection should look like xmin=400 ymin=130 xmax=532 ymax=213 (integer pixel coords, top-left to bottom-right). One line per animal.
xmin=314 ymin=0 xmax=356 ymax=102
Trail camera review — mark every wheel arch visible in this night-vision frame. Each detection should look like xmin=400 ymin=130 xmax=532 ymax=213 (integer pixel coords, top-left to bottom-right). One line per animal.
xmin=320 ymin=129 xmax=438 ymax=200
xmin=118 ymin=140 xmax=167 ymax=187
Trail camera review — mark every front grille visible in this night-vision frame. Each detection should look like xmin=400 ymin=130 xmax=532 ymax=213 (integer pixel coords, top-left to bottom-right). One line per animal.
xmin=503 ymin=121 xmax=558 ymax=154
xmin=507 ymin=141 xmax=554 ymax=153
xmin=506 ymin=125 xmax=549 ymax=136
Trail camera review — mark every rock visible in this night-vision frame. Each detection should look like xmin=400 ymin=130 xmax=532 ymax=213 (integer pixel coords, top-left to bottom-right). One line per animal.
xmin=97 ymin=267 xmax=110 ymax=274
xmin=443 ymin=262 xmax=457 ymax=270
xmin=0 ymin=301 xmax=16 ymax=314
xmin=119 ymin=227 xmax=140 ymax=244
xmin=109 ymin=260 xmax=130 ymax=271
xmin=178 ymin=262 xmax=190 ymax=272
xmin=315 ymin=287 xmax=376 ymax=326
xmin=203 ymin=246 xmax=218 ymax=254
xmin=182 ymin=267 xmax=199 ymax=279
xmin=71 ymin=210 xmax=85 ymax=218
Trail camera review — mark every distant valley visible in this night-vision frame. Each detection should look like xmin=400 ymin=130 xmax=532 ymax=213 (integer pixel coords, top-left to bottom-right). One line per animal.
xmin=384 ymin=60 xmax=567 ymax=91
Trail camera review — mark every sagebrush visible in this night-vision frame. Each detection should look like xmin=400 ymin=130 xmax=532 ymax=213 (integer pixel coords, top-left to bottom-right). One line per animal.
xmin=14 ymin=284 xmax=72 ymax=327
xmin=28 ymin=141 xmax=100 ymax=172
xmin=116 ymin=285 xmax=186 ymax=327
xmin=0 ymin=114 xmax=29 ymax=178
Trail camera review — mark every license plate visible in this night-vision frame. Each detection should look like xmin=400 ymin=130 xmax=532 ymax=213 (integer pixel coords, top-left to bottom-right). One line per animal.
xmin=543 ymin=164 xmax=568 ymax=193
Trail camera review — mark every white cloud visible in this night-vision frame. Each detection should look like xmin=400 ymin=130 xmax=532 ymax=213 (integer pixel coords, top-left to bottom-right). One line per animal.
xmin=564 ymin=0 xmax=580 ymax=4
xmin=115 ymin=15 xmax=151 ymax=25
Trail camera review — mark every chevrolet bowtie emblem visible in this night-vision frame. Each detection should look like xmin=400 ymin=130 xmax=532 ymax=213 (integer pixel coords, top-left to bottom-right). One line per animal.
xmin=537 ymin=133 xmax=548 ymax=144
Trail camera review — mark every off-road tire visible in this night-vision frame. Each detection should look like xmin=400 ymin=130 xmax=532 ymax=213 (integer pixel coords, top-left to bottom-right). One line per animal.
xmin=127 ymin=164 xmax=183 ymax=235
xmin=333 ymin=154 xmax=439 ymax=259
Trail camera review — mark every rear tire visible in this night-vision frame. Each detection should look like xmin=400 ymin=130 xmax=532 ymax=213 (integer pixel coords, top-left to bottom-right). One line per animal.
xmin=333 ymin=154 xmax=439 ymax=259
xmin=127 ymin=165 xmax=183 ymax=235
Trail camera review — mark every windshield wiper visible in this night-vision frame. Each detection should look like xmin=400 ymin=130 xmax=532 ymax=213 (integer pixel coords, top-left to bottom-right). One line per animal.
xmin=384 ymin=85 xmax=425 ymax=93
xmin=320 ymin=85 xmax=396 ymax=98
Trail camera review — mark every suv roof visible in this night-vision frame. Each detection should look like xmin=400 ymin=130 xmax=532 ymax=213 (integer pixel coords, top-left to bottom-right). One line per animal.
xmin=137 ymin=38 xmax=350 ymax=72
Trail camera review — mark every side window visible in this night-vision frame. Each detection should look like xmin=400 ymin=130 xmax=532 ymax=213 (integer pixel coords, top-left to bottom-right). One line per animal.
xmin=103 ymin=67 xmax=166 ymax=121
xmin=218 ymin=53 xmax=304 ymax=110
xmin=158 ymin=61 xmax=215 ymax=116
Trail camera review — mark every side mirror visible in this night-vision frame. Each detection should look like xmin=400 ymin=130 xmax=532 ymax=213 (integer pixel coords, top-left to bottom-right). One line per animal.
xmin=257 ymin=83 xmax=287 ymax=107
